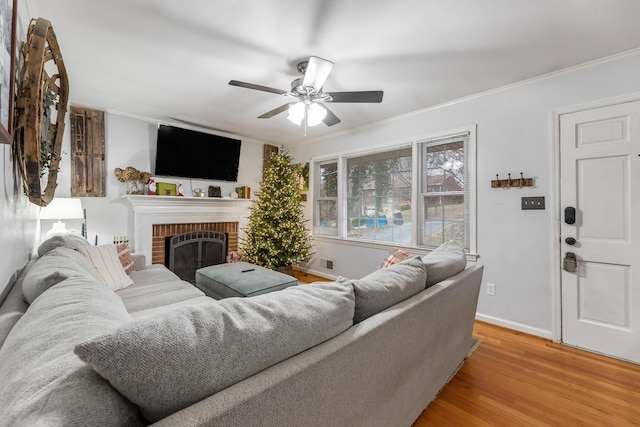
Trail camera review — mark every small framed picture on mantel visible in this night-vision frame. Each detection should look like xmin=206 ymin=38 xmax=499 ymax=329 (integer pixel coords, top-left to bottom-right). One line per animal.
xmin=235 ymin=186 xmax=251 ymax=199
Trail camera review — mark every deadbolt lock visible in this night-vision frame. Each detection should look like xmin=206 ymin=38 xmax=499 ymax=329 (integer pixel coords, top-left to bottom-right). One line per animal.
xmin=563 ymin=252 xmax=577 ymax=273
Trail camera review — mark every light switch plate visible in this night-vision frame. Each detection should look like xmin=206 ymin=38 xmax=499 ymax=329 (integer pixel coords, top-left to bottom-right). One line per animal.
xmin=521 ymin=196 xmax=545 ymax=210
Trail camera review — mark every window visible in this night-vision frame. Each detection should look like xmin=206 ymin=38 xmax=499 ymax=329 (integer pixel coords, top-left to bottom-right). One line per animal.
xmin=345 ymin=146 xmax=412 ymax=244
xmin=313 ymin=160 xmax=338 ymax=235
xmin=311 ymin=129 xmax=474 ymax=253
xmin=418 ymin=134 xmax=470 ymax=250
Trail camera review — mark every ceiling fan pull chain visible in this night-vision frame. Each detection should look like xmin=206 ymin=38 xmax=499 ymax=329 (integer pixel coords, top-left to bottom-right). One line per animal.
xmin=304 ymin=105 xmax=308 ymax=136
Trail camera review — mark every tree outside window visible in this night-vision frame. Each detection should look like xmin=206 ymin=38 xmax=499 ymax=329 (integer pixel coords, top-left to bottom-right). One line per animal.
xmin=345 ymin=147 xmax=412 ymax=244
xmin=314 ymin=160 xmax=338 ymax=235
xmin=419 ymin=137 xmax=468 ymax=249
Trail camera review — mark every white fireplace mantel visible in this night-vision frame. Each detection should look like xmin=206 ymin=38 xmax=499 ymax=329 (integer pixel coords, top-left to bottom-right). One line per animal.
xmin=123 ymin=195 xmax=253 ymax=263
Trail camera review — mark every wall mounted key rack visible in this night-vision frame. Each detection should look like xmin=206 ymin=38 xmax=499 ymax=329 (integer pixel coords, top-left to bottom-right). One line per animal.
xmin=491 ymin=172 xmax=534 ymax=188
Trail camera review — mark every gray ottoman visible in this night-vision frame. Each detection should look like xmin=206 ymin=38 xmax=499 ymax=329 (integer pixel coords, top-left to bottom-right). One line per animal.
xmin=195 ymin=262 xmax=298 ymax=299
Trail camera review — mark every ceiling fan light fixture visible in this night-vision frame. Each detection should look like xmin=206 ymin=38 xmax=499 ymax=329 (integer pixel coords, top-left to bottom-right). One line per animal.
xmin=287 ymin=102 xmax=327 ymax=127
xmin=287 ymin=102 xmax=305 ymax=125
xmin=229 ymin=55 xmax=383 ymax=129
xmin=306 ymin=103 xmax=327 ymax=126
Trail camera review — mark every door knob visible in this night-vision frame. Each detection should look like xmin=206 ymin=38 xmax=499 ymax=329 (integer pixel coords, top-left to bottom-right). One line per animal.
xmin=565 ymin=237 xmax=577 ymax=245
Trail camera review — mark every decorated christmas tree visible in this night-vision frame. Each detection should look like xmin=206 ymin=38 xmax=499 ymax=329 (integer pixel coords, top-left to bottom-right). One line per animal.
xmin=241 ymin=148 xmax=312 ymax=270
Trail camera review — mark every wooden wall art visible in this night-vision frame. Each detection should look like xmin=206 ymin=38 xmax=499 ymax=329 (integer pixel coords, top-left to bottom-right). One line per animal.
xmin=263 ymin=144 xmax=278 ymax=177
xmin=70 ymin=106 xmax=105 ymax=197
xmin=0 ymin=0 xmax=17 ymax=144
xmin=14 ymin=18 xmax=69 ymax=206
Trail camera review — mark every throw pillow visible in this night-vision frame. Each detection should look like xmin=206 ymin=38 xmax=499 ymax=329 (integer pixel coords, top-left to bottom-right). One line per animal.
xmin=116 ymin=244 xmax=135 ymax=274
xmin=380 ymin=248 xmax=411 ymax=268
xmin=37 ymin=234 xmax=90 ymax=257
xmin=421 ymin=240 xmax=467 ymax=287
xmin=78 ymin=244 xmax=134 ymax=291
xmin=22 ymin=247 xmax=104 ymax=304
xmin=352 ymin=256 xmax=427 ymax=323
xmin=75 ymin=280 xmax=355 ymax=422
xmin=0 ymin=277 xmax=142 ymax=426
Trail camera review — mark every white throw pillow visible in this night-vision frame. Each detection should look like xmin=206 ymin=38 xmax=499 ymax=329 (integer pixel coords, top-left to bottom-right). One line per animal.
xmin=78 ymin=244 xmax=134 ymax=291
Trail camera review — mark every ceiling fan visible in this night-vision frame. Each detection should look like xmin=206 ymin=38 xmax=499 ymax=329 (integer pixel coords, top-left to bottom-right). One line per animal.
xmin=229 ymin=56 xmax=383 ymax=128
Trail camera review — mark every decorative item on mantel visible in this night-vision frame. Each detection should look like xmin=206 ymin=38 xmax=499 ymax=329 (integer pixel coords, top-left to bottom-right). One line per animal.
xmin=114 ymin=167 xmax=151 ymax=194
xmin=148 ymin=179 xmax=157 ymax=195
xmin=113 ymin=236 xmax=129 ymax=246
xmin=491 ymin=172 xmax=534 ymax=188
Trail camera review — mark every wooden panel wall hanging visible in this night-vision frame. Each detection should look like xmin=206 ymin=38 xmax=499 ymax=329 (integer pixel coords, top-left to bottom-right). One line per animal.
xmin=263 ymin=144 xmax=279 ymax=177
xmin=69 ymin=106 xmax=105 ymax=197
xmin=0 ymin=0 xmax=17 ymax=145
xmin=14 ymin=18 xmax=69 ymax=206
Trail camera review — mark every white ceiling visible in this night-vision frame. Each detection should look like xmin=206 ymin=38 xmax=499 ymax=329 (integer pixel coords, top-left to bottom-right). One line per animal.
xmin=27 ymin=0 xmax=640 ymax=144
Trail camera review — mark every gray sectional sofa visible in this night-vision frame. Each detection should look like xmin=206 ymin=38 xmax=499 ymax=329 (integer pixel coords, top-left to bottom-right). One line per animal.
xmin=0 ymin=236 xmax=483 ymax=426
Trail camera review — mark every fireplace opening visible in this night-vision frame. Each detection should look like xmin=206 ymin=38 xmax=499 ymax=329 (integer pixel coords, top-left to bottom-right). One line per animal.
xmin=166 ymin=230 xmax=228 ymax=284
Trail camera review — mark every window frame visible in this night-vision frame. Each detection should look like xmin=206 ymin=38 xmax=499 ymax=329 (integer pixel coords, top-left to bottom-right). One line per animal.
xmin=312 ymin=158 xmax=339 ymax=236
xmin=310 ymin=126 xmax=477 ymax=255
xmin=417 ymin=132 xmax=472 ymax=251
xmin=342 ymin=143 xmax=413 ymax=245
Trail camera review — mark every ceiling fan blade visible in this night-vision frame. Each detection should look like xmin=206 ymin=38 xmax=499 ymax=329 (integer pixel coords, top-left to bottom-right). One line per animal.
xmin=258 ymin=103 xmax=293 ymax=119
xmin=320 ymin=104 xmax=341 ymax=127
xmin=229 ymin=80 xmax=288 ymax=95
xmin=326 ymin=91 xmax=384 ymax=103
xmin=302 ymin=56 xmax=334 ymax=91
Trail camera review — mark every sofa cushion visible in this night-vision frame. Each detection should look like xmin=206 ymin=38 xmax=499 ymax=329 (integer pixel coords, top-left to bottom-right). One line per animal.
xmin=75 ymin=280 xmax=355 ymax=422
xmin=117 ymin=265 xmax=205 ymax=313
xmin=22 ymin=247 xmax=103 ymax=304
xmin=37 ymin=234 xmax=90 ymax=257
xmin=351 ymin=256 xmax=427 ymax=323
xmin=78 ymin=244 xmax=134 ymax=291
xmin=421 ymin=240 xmax=467 ymax=287
xmin=0 ymin=277 xmax=143 ymax=426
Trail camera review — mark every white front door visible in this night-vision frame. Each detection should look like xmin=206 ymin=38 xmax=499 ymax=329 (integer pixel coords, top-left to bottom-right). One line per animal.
xmin=559 ymin=100 xmax=640 ymax=363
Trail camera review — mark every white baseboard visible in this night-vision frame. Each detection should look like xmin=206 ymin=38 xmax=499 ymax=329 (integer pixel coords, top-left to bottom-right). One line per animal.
xmin=475 ymin=313 xmax=553 ymax=340
xmin=293 ymin=266 xmax=337 ymax=281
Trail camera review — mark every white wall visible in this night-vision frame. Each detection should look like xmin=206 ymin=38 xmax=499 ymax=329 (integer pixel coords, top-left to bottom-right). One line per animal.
xmin=0 ymin=0 xmax=38 ymax=300
xmin=288 ymin=50 xmax=640 ymax=337
xmin=40 ymin=112 xmax=266 ymax=252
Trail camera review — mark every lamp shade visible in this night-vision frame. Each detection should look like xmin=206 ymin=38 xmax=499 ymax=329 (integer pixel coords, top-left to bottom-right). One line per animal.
xmin=40 ymin=198 xmax=84 ymax=220
xmin=287 ymin=102 xmax=305 ymax=126
xmin=287 ymin=102 xmax=327 ymax=127
xmin=306 ymin=103 xmax=327 ymax=126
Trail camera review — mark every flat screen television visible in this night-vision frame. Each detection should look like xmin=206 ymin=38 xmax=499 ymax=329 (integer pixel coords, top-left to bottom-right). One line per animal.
xmin=154 ymin=124 xmax=241 ymax=182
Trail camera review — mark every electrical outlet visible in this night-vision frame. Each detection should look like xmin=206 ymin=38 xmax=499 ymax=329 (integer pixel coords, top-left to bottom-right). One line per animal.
xmin=487 ymin=283 xmax=496 ymax=296
xmin=320 ymin=259 xmax=334 ymax=270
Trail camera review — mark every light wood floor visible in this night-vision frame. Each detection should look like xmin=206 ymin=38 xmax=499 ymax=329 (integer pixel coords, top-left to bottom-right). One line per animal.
xmin=414 ymin=321 xmax=640 ymax=426
xmin=293 ymin=270 xmax=329 ymax=284
xmin=294 ymin=271 xmax=640 ymax=426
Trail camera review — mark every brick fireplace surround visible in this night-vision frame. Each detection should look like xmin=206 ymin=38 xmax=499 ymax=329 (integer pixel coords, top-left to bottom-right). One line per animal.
xmin=152 ymin=222 xmax=237 ymax=265
xmin=123 ymin=195 xmax=253 ymax=266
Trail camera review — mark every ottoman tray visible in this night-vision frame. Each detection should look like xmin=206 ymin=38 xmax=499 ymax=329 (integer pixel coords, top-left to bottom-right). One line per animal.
xmin=195 ymin=262 xmax=298 ymax=299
